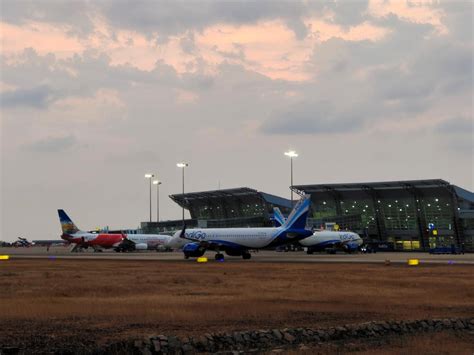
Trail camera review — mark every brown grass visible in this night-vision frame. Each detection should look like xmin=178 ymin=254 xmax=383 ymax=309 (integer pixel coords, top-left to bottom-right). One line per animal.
xmin=0 ymin=259 xmax=473 ymax=351
xmin=282 ymin=331 xmax=474 ymax=354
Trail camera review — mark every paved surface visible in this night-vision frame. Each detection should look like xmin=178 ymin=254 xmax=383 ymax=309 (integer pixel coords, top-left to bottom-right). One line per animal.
xmin=1 ymin=247 xmax=473 ymax=264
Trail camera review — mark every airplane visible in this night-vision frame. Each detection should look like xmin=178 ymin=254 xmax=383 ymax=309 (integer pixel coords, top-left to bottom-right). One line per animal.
xmin=58 ymin=210 xmax=171 ymax=252
xmin=166 ymin=195 xmax=313 ymax=260
xmin=273 ymin=207 xmax=363 ymax=254
xmin=13 ymin=237 xmax=34 ymax=247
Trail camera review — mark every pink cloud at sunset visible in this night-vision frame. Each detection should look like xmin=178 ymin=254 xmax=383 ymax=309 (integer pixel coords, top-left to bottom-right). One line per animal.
xmin=1 ymin=22 xmax=85 ymax=58
xmin=368 ymin=0 xmax=448 ymax=34
xmin=2 ymin=15 xmax=393 ymax=82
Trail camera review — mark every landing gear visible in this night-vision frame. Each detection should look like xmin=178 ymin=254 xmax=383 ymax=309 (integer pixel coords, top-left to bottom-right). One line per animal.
xmin=242 ymin=252 xmax=251 ymax=260
xmin=307 ymin=249 xmax=313 ymax=255
xmin=215 ymin=253 xmax=224 ymax=261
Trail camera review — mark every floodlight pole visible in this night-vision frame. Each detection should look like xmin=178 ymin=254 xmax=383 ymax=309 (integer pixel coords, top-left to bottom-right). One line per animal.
xmin=145 ymin=174 xmax=154 ymax=222
xmin=284 ymin=151 xmax=298 ymax=206
xmin=150 ymin=177 xmax=152 ymax=222
xmin=157 ymin=182 xmax=160 ymax=223
xmin=290 ymin=156 xmax=294 ymax=204
xmin=182 ymin=167 xmax=185 ymax=223
xmin=153 ymin=180 xmax=162 ymax=223
xmin=177 ymin=163 xmax=189 ymax=227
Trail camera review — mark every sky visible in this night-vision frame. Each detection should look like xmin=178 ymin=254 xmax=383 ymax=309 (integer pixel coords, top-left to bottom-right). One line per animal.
xmin=1 ymin=0 xmax=473 ymax=241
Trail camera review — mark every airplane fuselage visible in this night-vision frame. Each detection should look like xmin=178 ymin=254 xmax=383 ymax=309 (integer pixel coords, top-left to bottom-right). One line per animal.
xmin=61 ymin=232 xmax=123 ymax=248
xmin=167 ymin=227 xmax=310 ymax=250
xmin=62 ymin=232 xmax=171 ymax=250
xmin=300 ymin=230 xmax=362 ymax=251
xmin=127 ymin=234 xmax=171 ymax=249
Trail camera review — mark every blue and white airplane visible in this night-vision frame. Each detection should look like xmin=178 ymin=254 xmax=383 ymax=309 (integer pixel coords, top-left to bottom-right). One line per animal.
xmin=273 ymin=207 xmax=363 ymax=254
xmin=166 ymin=195 xmax=313 ymax=260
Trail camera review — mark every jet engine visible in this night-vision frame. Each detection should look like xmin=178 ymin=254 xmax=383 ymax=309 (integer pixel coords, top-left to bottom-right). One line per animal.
xmin=134 ymin=243 xmax=148 ymax=250
xmin=183 ymin=243 xmax=205 ymax=258
xmin=344 ymin=242 xmax=360 ymax=253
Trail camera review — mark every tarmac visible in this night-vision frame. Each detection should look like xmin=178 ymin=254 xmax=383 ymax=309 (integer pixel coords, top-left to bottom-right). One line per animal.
xmin=2 ymin=247 xmax=473 ymax=264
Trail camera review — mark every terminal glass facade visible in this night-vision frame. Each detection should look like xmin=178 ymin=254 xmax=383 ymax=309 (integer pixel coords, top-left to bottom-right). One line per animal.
xmin=295 ymin=180 xmax=473 ymax=252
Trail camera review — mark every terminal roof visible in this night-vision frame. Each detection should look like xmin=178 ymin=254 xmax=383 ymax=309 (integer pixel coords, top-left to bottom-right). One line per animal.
xmin=170 ymin=187 xmax=292 ymax=209
xmin=292 ymin=179 xmax=456 ymax=193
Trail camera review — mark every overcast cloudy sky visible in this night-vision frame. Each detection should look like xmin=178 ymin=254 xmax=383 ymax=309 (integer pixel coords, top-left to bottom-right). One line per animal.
xmin=1 ymin=0 xmax=472 ymax=241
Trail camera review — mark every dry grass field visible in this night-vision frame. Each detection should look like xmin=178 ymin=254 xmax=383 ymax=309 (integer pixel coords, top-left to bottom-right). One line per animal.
xmin=1 ymin=259 xmax=473 ymax=352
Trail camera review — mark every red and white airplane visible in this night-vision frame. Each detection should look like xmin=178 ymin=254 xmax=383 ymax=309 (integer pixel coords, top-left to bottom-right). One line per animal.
xmin=58 ymin=209 xmax=171 ymax=252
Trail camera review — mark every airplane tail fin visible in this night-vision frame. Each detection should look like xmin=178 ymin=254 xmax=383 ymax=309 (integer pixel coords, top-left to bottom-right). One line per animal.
xmin=58 ymin=209 xmax=80 ymax=234
xmin=273 ymin=207 xmax=286 ymax=227
xmin=282 ymin=195 xmax=311 ymax=230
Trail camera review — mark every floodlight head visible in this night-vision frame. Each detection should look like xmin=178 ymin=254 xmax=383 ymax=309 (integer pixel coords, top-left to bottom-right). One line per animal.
xmin=177 ymin=162 xmax=189 ymax=168
xmin=284 ymin=150 xmax=298 ymax=158
xmin=153 ymin=180 xmax=162 ymax=185
xmin=145 ymin=173 xmax=154 ymax=178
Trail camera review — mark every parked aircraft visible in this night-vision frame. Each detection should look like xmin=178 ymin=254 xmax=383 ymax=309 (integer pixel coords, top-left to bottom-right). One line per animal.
xmin=273 ymin=207 xmax=363 ymax=253
xmin=13 ymin=237 xmax=34 ymax=247
xmin=166 ymin=195 xmax=313 ymax=260
xmin=58 ymin=210 xmax=171 ymax=252
xmin=300 ymin=230 xmax=363 ymax=254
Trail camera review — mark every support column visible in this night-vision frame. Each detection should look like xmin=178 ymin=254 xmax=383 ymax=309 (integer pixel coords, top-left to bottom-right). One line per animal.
xmin=406 ymin=186 xmax=429 ymax=251
xmin=447 ymin=186 xmax=464 ymax=248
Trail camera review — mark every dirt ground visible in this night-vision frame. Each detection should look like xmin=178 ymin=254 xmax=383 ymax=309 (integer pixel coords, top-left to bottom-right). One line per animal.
xmin=1 ymin=259 xmax=473 ymax=353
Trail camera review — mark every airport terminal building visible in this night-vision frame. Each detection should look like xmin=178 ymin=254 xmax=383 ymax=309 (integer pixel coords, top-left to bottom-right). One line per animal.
xmin=292 ymin=179 xmax=474 ymax=252
xmin=142 ymin=179 xmax=474 ymax=252
xmin=142 ymin=187 xmax=293 ymax=232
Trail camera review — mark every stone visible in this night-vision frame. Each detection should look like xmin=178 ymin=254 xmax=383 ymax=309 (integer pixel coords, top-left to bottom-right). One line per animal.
xmin=182 ymin=344 xmax=194 ymax=354
xmin=283 ymin=332 xmax=295 ymax=343
xmin=134 ymin=340 xmax=144 ymax=348
xmin=233 ymin=333 xmax=243 ymax=343
xmin=272 ymin=329 xmax=283 ymax=340
xmin=168 ymin=336 xmax=181 ymax=349
xmin=317 ymin=330 xmax=328 ymax=341
xmin=442 ymin=319 xmax=452 ymax=328
xmin=152 ymin=339 xmax=161 ymax=353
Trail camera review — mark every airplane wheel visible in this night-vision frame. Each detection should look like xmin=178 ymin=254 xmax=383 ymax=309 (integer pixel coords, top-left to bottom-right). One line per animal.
xmin=184 ymin=255 xmax=189 ymax=259
xmin=215 ymin=253 xmax=224 ymax=261
xmin=307 ymin=250 xmax=313 ymax=255
xmin=242 ymin=252 xmax=251 ymax=260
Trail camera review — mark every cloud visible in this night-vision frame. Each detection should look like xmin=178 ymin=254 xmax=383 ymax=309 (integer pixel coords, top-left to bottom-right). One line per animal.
xmin=261 ymin=100 xmax=366 ymax=135
xmin=1 ymin=85 xmax=54 ymax=109
xmin=433 ymin=117 xmax=473 ymax=157
xmin=23 ymin=134 xmax=77 ymax=153
xmin=1 ymin=0 xmax=94 ymax=36
xmin=98 ymin=0 xmax=313 ymax=39
xmin=435 ymin=117 xmax=473 ymax=135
